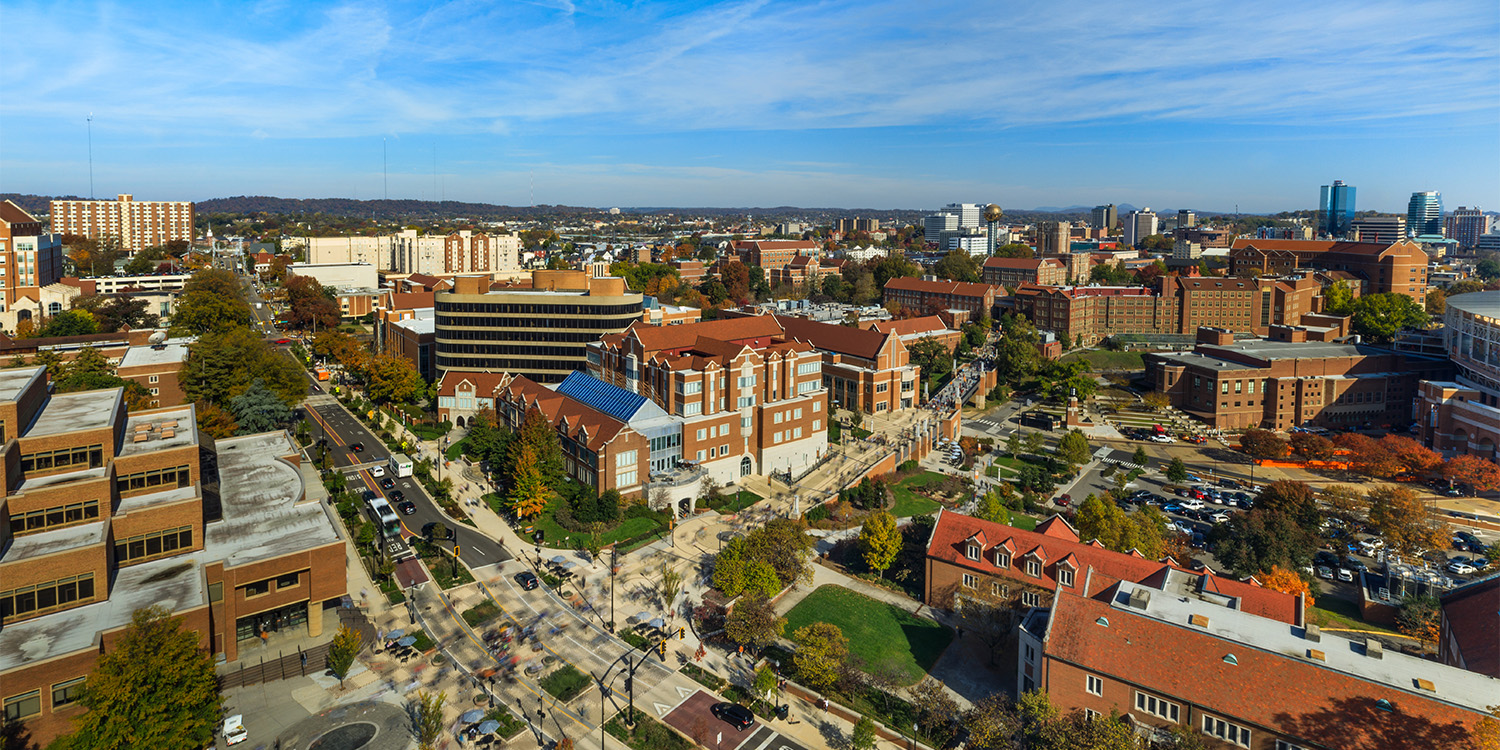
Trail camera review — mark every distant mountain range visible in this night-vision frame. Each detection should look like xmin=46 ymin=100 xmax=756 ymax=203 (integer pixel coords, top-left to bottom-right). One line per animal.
xmin=0 ymin=193 xmax=1264 ymax=222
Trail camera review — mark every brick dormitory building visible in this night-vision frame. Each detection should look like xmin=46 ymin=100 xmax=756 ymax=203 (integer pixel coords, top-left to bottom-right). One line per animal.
xmin=925 ymin=510 xmax=1499 ymax=749
xmin=0 ymin=367 xmax=346 ymax=743
xmin=1144 ymin=327 xmax=1453 ymax=430
xmin=1226 ymin=238 xmax=1429 ymax=305
xmin=883 ymin=277 xmax=1000 ymax=321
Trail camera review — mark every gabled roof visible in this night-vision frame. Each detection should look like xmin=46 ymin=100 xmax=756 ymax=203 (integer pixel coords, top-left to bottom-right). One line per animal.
xmin=883 ymin=277 xmax=998 ymax=298
xmin=435 ymin=370 xmax=512 ymax=398
xmin=1046 ymin=584 xmax=1493 ymax=748
xmin=774 ymin=315 xmax=891 ymax=360
xmin=0 ymin=200 xmax=38 ymax=226
xmin=869 ymin=316 xmax=950 ymax=337
xmin=499 ymin=376 xmax=627 ymax=452
xmin=555 ymin=371 xmax=650 ymax=423
xmin=926 ymin=510 xmax=1298 ymax=623
xmin=624 ymin=315 xmax=785 ymax=354
xmin=1228 ymin=238 xmax=1418 ymax=257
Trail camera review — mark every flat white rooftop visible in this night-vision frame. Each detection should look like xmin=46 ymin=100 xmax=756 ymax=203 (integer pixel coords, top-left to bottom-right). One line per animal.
xmin=205 ymin=432 xmax=339 ymax=568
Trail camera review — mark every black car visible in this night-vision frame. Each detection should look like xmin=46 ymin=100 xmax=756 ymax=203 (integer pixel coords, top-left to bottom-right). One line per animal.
xmin=348 ymin=442 xmax=365 ymax=453
xmin=397 ymin=500 xmax=417 ymax=515
xmin=389 ymin=490 xmax=405 ymax=503
xmin=421 ymin=522 xmax=455 ymax=542
xmin=711 ymin=702 xmax=755 ymax=731
xmin=514 ymin=571 xmax=539 ymax=591
xmin=379 ymin=476 xmax=396 ymax=490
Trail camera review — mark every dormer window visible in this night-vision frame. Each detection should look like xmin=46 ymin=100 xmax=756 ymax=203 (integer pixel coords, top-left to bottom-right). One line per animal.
xmin=1026 ymin=559 xmax=1042 ymax=577
xmin=1058 ymin=568 xmax=1075 ymax=587
xmin=966 ymin=544 xmax=980 ymax=561
xmin=994 ymin=552 xmax=1011 ymax=569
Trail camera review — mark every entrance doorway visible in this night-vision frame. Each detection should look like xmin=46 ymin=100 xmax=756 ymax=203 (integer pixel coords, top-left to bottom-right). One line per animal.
xmin=740 ymin=456 xmax=752 ymax=476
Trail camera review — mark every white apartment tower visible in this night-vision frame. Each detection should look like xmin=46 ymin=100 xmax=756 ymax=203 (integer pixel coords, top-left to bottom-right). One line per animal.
xmin=1123 ymin=208 xmax=1159 ymax=249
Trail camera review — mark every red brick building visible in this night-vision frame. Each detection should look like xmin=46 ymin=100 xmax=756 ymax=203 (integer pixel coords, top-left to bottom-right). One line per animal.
xmin=776 ymin=315 xmax=918 ymax=415
xmin=1438 ymin=575 xmax=1499 ymax=678
xmin=981 ymin=257 xmax=1067 ymax=288
xmin=863 ymin=315 xmax=963 ymax=355
xmin=883 ymin=277 xmax=1000 ymax=320
xmin=732 ymin=240 xmax=819 ymax=270
xmin=1228 ymin=238 xmax=1428 ymax=305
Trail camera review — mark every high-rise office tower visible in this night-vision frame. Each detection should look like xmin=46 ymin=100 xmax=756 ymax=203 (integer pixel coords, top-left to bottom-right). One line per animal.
xmin=923 ymin=212 xmax=959 ymax=243
xmin=1177 ymin=210 xmax=1197 ymax=228
xmin=944 ymin=203 xmax=983 ymax=229
xmin=1091 ymin=204 xmax=1118 ymax=231
xmin=1446 ymin=207 xmax=1490 ymax=248
xmin=1318 ymin=181 xmax=1356 ymax=237
xmin=1124 ymin=208 xmax=1158 ymax=249
xmin=1407 ymin=191 xmax=1444 ymax=238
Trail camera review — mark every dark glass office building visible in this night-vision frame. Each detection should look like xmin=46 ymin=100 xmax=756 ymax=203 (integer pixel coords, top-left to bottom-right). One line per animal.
xmin=1318 ymin=180 xmax=1356 ymax=237
xmin=435 ymin=270 xmax=643 ymax=384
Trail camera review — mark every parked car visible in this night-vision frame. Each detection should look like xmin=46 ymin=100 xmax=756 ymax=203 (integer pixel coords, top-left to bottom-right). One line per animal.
xmin=1447 ymin=559 xmax=1478 ymax=575
xmin=1056 ymin=494 xmax=1072 ymax=507
xmin=1163 ymin=503 xmax=1185 ymax=514
xmin=514 ymin=571 xmax=540 ymax=590
xmin=1316 ymin=566 xmax=1334 ymax=580
xmin=1336 ymin=568 xmax=1354 ymax=582
xmin=1209 ymin=512 xmax=1230 ymax=524
xmin=1357 ymin=538 xmax=1384 ymax=555
xmin=380 ymin=476 xmax=396 ymax=490
xmin=1181 ymin=498 xmax=1206 ymax=511
xmin=711 ymin=702 xmax=755 ymax=731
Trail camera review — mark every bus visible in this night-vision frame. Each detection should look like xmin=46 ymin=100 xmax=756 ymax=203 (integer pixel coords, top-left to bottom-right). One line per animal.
xmin=365 ymin=492 xmax=401 ymax=539
xmin=388 ymin=452 xmax=414 ymax=478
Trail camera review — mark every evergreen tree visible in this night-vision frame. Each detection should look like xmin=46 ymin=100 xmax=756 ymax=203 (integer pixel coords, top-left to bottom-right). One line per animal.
xmin=230 ymin=379 xmax=294 ymax=434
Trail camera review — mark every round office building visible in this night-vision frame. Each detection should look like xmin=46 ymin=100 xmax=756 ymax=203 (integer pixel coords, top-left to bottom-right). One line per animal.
xmin=1419 ymin=291 xmax=1500 ymax=457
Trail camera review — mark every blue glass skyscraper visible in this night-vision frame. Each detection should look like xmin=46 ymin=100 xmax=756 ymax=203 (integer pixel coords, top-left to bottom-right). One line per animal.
xmin=1406 ymin=191 xmax=1443 ymax=238
xmin=1318 ymin=180 xmax=1356 ymax=237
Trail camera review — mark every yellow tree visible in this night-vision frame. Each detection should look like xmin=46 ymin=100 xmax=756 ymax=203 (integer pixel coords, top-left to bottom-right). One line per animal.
xmin=1258 ymin=565 xmax=1312 ymax=600
xmin=791 ymin=622 xmax=848 ymax=691
xmin=1367 ymin=486 xmax=1448 ymax=557
xmin=508 ymin=443 xmax=549 ymax=518
xmin=859 ymin=510 xmax=902 ymax=578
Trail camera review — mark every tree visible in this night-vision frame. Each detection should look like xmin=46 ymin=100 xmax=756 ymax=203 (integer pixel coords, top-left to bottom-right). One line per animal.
xmin=414 ymin=690 xmax=446 ymax=750
xmin=181 ymin=327 xmax=306 ymax=408
xmin=195 ymin=401 xmax=239 ymax=439
xmin=859 ymin=511 xmax=902 ymax=577
xmin=1426 ymin=287 xmax=1447 ymax=317
xmin=1057 ymin=430 xmax=1091 ymax=466
xmin=906 ymin=679 xmax=959 ymax=747
xmin=284 ymin=275 xmax=340 ymax=331
xmin=791 ymin=622 xmax=849 ymax=690
xmin=36 ymin=309 xmax=99 ymax=338
xmin=1381 ymin=435 xmax=1442 ymax=476
xmin=70 ymin=606 xmax=221 ymax=750
xmin=327 ymin=624 xmax=362 ymax=686
xmin=1005 ymin=431 xmax=1023 ymax=458
xmin=365 ymin=354 xmax=426 ymax=405
xmin=850 ymin=716 xmax=878 ymax=750
xmin=1132 ymin=447 xmax=1148 ymax=466
xmin=963 ymin=694 xmax=1020 ymax=750
xmin=1348 ymin=293 xmax=1430 ymax=343
xmin=1322 ymin=280 xmax=1354 ymax=315
xmin=1076 ymin=495 xmax=1126 ymax=550
xmin=742 ymin=559 xmax=783 ymax=600
xmin=713 ymin=537 xmax=749 ymax=596
xmin=1208 ymin=509 xmax=1318 ymax=577
xmin=1165 ymin=457 xmax=1188 ymax=484
xmin=1396 ymin=594 xmax=1441 ymax=648
xmin=1256 ymin=481 xmax=1322 ymax=531
xmin=507 ymin=443 xmax=550 ymax=518
xmin=656 ymin=562 xmax=684 ymax=619
xmin=1258 ymin=565 xmax=1313 ymax=600
xmin=931 ymin=249 xmax=981 ymax=283
xmin=229 ymin=379 xmax=294 ymax=434
xmin=1335 ymin=433 xmax=1402 ymax=478
xmin=513 ymin=406 xmax=565 ymax=490
xmin=744 ymin=518 xmax=816 ymax=587
xmin=1289 ymin=432 xmax=1337 ymax=461
xmin=908 ymin=336 xmax=951 ymax=382
xmin=724 ymin=594 xmax=785 ymax=651
xmin=974 ymin=490 xmax=1010 ymax=524
xmin=1443 ymin=454 xmax=1500 ymax=494
xmin=170 ymin=269 xmax=252 ymax=336
xmin=753 ymin=665 xmax=778 ymax=699
xmin=994 ymin=242 xmax=1032 ymax=258
xmin=1240 ymin=428 xmax=1289 ymax=461
xmin=1367 ymin=485 xmax=1447 ymax=557
xmin=1321 ymin=484 xmax=1368 ymax=529
xmin=75 ymin=294 xmax=158 ymax=333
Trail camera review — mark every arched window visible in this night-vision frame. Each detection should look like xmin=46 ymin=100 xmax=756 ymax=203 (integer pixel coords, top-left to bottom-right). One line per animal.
xmin=48 ymin=302 xmax=63 ymax=315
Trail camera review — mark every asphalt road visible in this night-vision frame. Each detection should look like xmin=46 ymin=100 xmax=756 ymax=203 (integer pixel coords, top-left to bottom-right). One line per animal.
xmin=297 ymin=373 xmax=510 ymax=569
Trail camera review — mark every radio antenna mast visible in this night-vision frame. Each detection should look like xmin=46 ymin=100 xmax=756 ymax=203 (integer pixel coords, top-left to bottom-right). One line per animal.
xmin=87 ymin=113 xmax=95 ymax=199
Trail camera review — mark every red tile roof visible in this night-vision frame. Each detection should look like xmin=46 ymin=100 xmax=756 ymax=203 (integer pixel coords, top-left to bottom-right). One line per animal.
xmin=625 ymin=315 xmax=785 ymax=355
xmin=435 ymin=370 xmax=512 ymax=398
xmin=1047 ymin=588 xmax=1489 ymax=750
xmin=982 ymin=257 xmax=1055 ymax=270
xmin=869 ymin=316 xmax=949 ymax=337
xmin=884 ymin=277 xmax=998 ymax=298
xmin=499 ymin=376 xmax=626 ymax=451
xmin=927 ymin=510 xmax=1298 ymax=623
xmin=1229 ymin=238 xmax=1417 ymax=257
xmin=774 ymin=315 xmax=891 ymax=360
xmin=0 ymin=200 xmax=38 ymax=225
xmin=1440 ymin=575 xmax=1500 ymax=677
xmin=388 ymin=292 xmax=435 ymax=310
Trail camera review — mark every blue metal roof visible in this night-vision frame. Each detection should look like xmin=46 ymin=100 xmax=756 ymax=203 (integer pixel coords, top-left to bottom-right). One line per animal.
xmin=556 ymin=371 xmax=648 ymax=423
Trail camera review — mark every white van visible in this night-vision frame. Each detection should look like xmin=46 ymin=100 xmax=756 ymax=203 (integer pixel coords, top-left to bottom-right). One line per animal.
xmin=223 ymin=715 xmax=248 ymax=746
xmin=1180 ymin=498 xmax=1206 ymax=511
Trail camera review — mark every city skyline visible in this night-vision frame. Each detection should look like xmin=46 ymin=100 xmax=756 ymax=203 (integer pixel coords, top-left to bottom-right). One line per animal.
xmin=1 ymin=0 xmax=1496 ymax=212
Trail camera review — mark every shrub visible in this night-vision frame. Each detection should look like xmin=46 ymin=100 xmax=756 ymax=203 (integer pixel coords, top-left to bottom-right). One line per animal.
xmin=539 ymin=664 xmax=591 ymax=702
xmin=805 ymin=503 xmax=832 ymax=522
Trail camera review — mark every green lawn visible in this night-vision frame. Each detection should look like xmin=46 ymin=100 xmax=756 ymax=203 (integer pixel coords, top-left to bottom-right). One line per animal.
xmin=462 ymin=600 xmax=500 ymax=628
xmin=1308 ymin=595 xmax=1401 ymax=636
xmin=527 ymin=497 xmax=666 ymax=549
xmin=1060 ymin=350 xmax=1145 ymax=371
xmin=784 ymin=585 xmax=953 ymax=685
xmin=539 ymin=664 xmax=592 ymax=702
xmin=1009 ymin=514 xmax=1038 ymax=531
xmin=889 ymin=471 xmax=947 ymax=517
xmin=708 ymin=488 xmax=763 ymax=513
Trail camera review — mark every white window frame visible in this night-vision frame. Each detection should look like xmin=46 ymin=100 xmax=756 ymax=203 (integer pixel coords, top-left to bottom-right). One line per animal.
xmin=1021 ymin=590 xmax=1041 ymax=607
xmin=961 ymin=573 xmax=977 ymax=589
xmin=697 ymin=428 xmax=707 ymax=440
xmin=774 ymin=412 xmax=784 ymax=424
xmin=148 ymin=375 xmax=159 ymax=384
xmin=1086 ymin=674 xmax=1103 ymax=697
xmin=683 ymin=381 xmax=702 ymax=395
xmin=683 ymin=402 xmax=702 ymax=416
xmin=615 ymin=450 xmax=637 ymax=469
xmin=1201 ymin=715 xmax=1251 ymax=748
xmin=966 ymin=544 xmax=980 ymax=560
xmin=1058 ymin=567 xmax=1075 ymax=587
xmin=617 ymin=470 xmax=637 ymax=487
xmin=995 ymin=551 xmax=1011 ymax=569
xmin=1026 ymin=559 xmax=1042 ymax=577
xmin=1134 ymin=692 xmax=1181 ymax=722
xmin=814 ymin=400 xmax=822 ymax=412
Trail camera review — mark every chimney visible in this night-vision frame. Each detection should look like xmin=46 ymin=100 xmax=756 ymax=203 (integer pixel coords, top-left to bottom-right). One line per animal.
xmin=1366 ymin=639 xmax=1384 ymax=660
xmin=1128 ymin=588 xmax=1151 ymax=610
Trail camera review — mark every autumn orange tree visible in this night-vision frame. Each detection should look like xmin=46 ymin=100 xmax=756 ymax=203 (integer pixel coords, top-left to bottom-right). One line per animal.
xmin=1367 ymin=486 xmax=1448 ymax=557
xmin=1395 ymin=594 xmax=1440 ymax=649
xmin=1444 ymin=454 xmax=1500 ymax=494
xmin=1334 ymin=433 xmax=1402 ymax=478
xmin=507 ymin=443 xmax=549 ymax=518
xmin=1380 ymin=435 xmax=1443 ymax=475
xmin=1239 ymin=428 xmax=1289 ymax=461
xmin=1258 ymin=565 xmax=1312 ymax=600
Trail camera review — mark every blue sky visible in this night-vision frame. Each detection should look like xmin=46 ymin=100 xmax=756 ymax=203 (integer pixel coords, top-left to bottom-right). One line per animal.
xmin=2 ymin=0 xmax=1497 ymax=213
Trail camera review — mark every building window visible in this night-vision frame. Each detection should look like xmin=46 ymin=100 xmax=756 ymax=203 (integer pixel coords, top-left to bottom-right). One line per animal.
xmin=697 ymin=428 xmax=707 ymax=440
xmin=3 ymin=690 xmax=40 ymax=721
xmin=20 ymin=444 xmax=104 ymax=475
xmin=1058 ymin=568 xmax=1075 ymax=587
xmin=696 ymin=450 xmax=706 ymax=461
xmin=1021 ymin=591 xmax=1041 ymax=607
xmin=793 ymin=427 xmax=802 ymax=439
xmin=992 ymin=582 xmax=1009 ymax=597
xmin=813 ymin=420 xmax=820 ymax=431
xmin=1135 ymin=692 xmax=1181 ymax=722
xmin=774 ymin=412 xmax=784 ymax=424
xmin=148 ymin=375 xmax=159 ymax=384
xmin=1276 ymin=743 xmax=1308 ymax=750
xmin=1086 ymin=674 xmax=1103 ymax=696
xmin=0 ymin=573 xmax=96 ymax=621
xmin=51 ymin=677 xmax=86 ymax=708
xmin=114 ymin=526 xmax=192 ymax=565
xmin=774 ymin=431 xmax=783 ymax=443
xmin=116 ymin=465 xmax=191 ymax=497
xmin=276 ymin=573 xmax=301 ymax=589
xmin=683 ymin=381 xmax=702 ymax=395
xmin=9 ymin=500 xmax=101 ymax=536
xmin=616 ymin=450 xmax=637 ymax=469
xmin=994 ymin=552 xmax=1011 ymax=569
xmin=684 ymin=403 xmax=702 ymax=416
xmin=962 ymin=574 xmax=977 ymax=589
xmin=1025 ymin=560 xmax=1042 ymax=577
xmin=244 ymin=580 xmax=271 ymax=598
xmin=1084 ymin=708 xmax=1100 ymax=721
xmin=738 ymin=396 xmax=755 ymax=408
xmin=966 ymin=544 xmax=981 ymax=560
xmin=1202 ymin=715 xmax=1251 ymax=747
xmin=814 ymin=400 xmax=821 ymax=412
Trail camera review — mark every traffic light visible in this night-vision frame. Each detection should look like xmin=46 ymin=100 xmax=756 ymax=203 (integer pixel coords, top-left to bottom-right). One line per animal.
xmin=624 ymin=677 xmax=633 ymax=693
xmin=658 ymin=642 xmax=667 ymax=660
xmin=678 ymin=627 xmax=685 ymax=640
